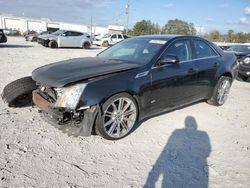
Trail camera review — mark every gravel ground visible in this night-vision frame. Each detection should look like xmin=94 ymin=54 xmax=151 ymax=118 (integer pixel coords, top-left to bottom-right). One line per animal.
xmin=0 ymin=37 xmax=250 ymax=188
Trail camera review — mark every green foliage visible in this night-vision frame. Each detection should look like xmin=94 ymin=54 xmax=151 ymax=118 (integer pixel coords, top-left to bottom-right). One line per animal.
xmin=131 ymin=20 xmax=160 ymax=36
xmin=127 ymin=19 xmax=250 ymax=43
xmin=162 ymin=19 xmax=196 ymax=35
xmin=129 ymin=19 xmax=196 ymax=36
xmin=204 ymin=30 xmax=224 ymax=42
xmin=203 ymin=30 xmax=250 ymax=43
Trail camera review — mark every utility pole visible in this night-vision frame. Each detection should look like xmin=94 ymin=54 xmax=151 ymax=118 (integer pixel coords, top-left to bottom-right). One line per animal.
xmin=90 ymin=16 xmax=93 ymax=39
xmin=125 ymin=0 xmax=130 ymax=35
xmin=199 ymin=25 xmax=202 ymax=36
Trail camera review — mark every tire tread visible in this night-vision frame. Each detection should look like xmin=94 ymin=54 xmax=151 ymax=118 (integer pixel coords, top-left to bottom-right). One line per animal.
xmin=1 ymin=76 xmax=37 ymax=107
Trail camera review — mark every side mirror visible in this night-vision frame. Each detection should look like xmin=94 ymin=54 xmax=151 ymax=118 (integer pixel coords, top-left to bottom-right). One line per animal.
xmin=157 ymin=55 xmax=179 ymax=66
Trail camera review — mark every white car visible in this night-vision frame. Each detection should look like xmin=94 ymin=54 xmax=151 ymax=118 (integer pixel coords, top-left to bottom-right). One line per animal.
xmin=37 ymin=30 xmax=92 ymax=49
xmin=93 ymin=33 xmax=128 ymax=47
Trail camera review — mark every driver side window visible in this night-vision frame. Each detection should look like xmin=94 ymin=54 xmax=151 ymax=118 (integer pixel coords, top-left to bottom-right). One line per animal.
xmin=64 ymin=31 xmax=72 ymax=36
xmin=162 ymin=40 xmax=192 ymax=62
xmin=111 ymin=34 xmax=117 ymax=39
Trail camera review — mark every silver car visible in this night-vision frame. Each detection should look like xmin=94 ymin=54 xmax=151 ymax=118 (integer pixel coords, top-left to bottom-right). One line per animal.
xmin=37 ymin=30 xmax=92 ymax=49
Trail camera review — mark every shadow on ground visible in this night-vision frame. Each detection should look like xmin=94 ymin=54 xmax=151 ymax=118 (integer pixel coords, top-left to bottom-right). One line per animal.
xmin=0 ymin=44 xmax=34 ymax=48
xmin=54 ymin=46 xmax=103 ymax=50
xmin=144 ymin=116 xmax=211 ymax=188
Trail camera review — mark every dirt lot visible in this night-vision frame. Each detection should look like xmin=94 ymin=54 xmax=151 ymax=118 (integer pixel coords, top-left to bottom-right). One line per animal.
xmin=0 ymin=37 xmax=250 ymax=188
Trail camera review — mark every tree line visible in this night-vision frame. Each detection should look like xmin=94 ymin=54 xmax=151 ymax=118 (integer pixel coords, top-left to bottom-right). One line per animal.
xmin=123 ymin=19 xmax=250 ymax=43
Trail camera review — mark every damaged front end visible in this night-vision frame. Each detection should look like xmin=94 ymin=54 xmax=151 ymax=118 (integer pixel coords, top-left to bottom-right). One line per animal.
xmin=32 ymin=84 xmax=98 ymax=136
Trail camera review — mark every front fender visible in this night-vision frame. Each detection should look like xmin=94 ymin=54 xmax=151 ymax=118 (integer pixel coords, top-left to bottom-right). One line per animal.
xmin=76 ymin=68 xmax=151 ymax=118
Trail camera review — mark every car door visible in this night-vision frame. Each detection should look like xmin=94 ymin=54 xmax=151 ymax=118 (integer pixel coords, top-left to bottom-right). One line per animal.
xmin=72 ymin=32 xmax=85 ymax=47
xmin=59 ymin=31 xmax=76 ymax=47
xmin=110 ymin=34 xmax=118 ymax=45
xmin=150 ymin=39 xmax=199 ymax=113
xmin=191 ymin=39 xmax=221 ymax=99
xmin=117 ymin=34 xmax=124 ymax=42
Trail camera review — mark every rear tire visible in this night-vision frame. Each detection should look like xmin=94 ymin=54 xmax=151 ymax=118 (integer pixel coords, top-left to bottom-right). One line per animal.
xmin=1 ymin=76 xmax=37 ymax=107
xmin=82 ymin=42 xmax=90 ymax=49
xmin=95 ymin=93 xmax=138 ymax=140
xmin=207 ymin=76 xmax=232 ymax=106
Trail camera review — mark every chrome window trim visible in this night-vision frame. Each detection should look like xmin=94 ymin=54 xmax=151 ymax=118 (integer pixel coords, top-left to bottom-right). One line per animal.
xmin=193 ymin=39 xmax=221 ymax=58
xmin=152 ymin=54 xmax=220 ymax=70
xmin=192 ymin=55 xmax=220 ymax=61
xmin=151 ymin=39 xmax=192 ymax=69
xmin=151 ymin=38 xmax=221 ymax=70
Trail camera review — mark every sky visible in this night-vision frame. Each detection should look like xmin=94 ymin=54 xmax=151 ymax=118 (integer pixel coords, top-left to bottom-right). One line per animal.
xmin=0 ymin=0 xmax=250 ymax=34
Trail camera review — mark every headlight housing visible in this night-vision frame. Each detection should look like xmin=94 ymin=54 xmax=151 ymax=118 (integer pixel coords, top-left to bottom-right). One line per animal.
xmin=243 ymin=57 xmax=250 ymax=65
xmin=55 ymin=83 xmax=87 ymax=109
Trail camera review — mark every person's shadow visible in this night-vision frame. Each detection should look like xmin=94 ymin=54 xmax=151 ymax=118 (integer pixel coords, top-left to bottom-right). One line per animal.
xmin=144 ymin=116 xmax=211 ymax=188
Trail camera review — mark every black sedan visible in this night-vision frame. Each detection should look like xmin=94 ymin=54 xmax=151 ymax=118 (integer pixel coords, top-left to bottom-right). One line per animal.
xmin=226 ymin=45 xmax=250 ymax=81
xmin=0 ymin=29 xmax=7 ymax=43
xmin=2 ymin=35 xmax=238 ymax=140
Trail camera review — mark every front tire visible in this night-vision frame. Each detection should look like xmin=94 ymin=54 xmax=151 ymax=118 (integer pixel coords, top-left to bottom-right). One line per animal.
xmin=95 ymin=93 xmax=138 ymax=140
xmin=207 ymin=76 xmax=232 ymax=106
xmin=1 ymin=76 xmax=37 ymax=107
xmin=102 ymin=41 xmax=109 ymax=47
xmin=48 ymin=40 xmax=58 ymax=48
xmin=82 ymin=42 xmax=90 ymax=49
xmin=31 ymin=37 xmax=37 ymax=42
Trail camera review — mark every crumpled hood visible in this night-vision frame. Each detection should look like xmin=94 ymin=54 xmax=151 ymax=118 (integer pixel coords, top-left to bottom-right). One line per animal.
xmin=37 ymin=34 xmax=55 ymax=40
xmin=230 ymin=51 xmax=250 ymax=59
xmin=32 ymin=57 xmax=140 ymax=87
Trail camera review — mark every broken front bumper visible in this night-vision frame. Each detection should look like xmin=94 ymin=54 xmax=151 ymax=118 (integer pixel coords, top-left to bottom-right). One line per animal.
xmin=32 ymin=89 xmax=98 ymax=136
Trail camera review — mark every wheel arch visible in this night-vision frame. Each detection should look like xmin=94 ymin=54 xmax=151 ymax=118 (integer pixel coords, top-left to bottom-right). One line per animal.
xmin=98 ymin=91 xmax=141 ymax=115
xmin=222 ymin=72 xmax=232 ymax=78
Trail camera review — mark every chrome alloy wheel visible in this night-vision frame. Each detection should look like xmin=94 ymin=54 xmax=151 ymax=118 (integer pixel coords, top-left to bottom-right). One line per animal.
xmin=217 ymin=79 xmax=231 ymax=105
xmin=103 ymin=97 xmax=137 ymax=138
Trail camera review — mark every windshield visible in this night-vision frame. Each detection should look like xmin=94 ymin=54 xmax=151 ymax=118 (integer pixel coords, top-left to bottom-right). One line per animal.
xmin=98 ymin=38 xmax=167 ymax=64
xmin=227 ymin=45 xmax=250 ymax=53
xmin=103 ymin=33 xmax=111 ymax=38
xmin=52 ymin=30 xmax=65 ymax=36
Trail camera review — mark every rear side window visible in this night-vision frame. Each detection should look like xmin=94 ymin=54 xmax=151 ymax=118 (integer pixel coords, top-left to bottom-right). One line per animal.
xmin=193 ymin=40 xmax=217 ymax=58
xmin=73 ymin=32 xmax=83 ymax=36
xmin=65 ymin=31 xmax=82 ymax=36
xmin=162 ymin=40 xmax=192 ymax=62
xmin=118 ymin=34 xmax=123 ymax=39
